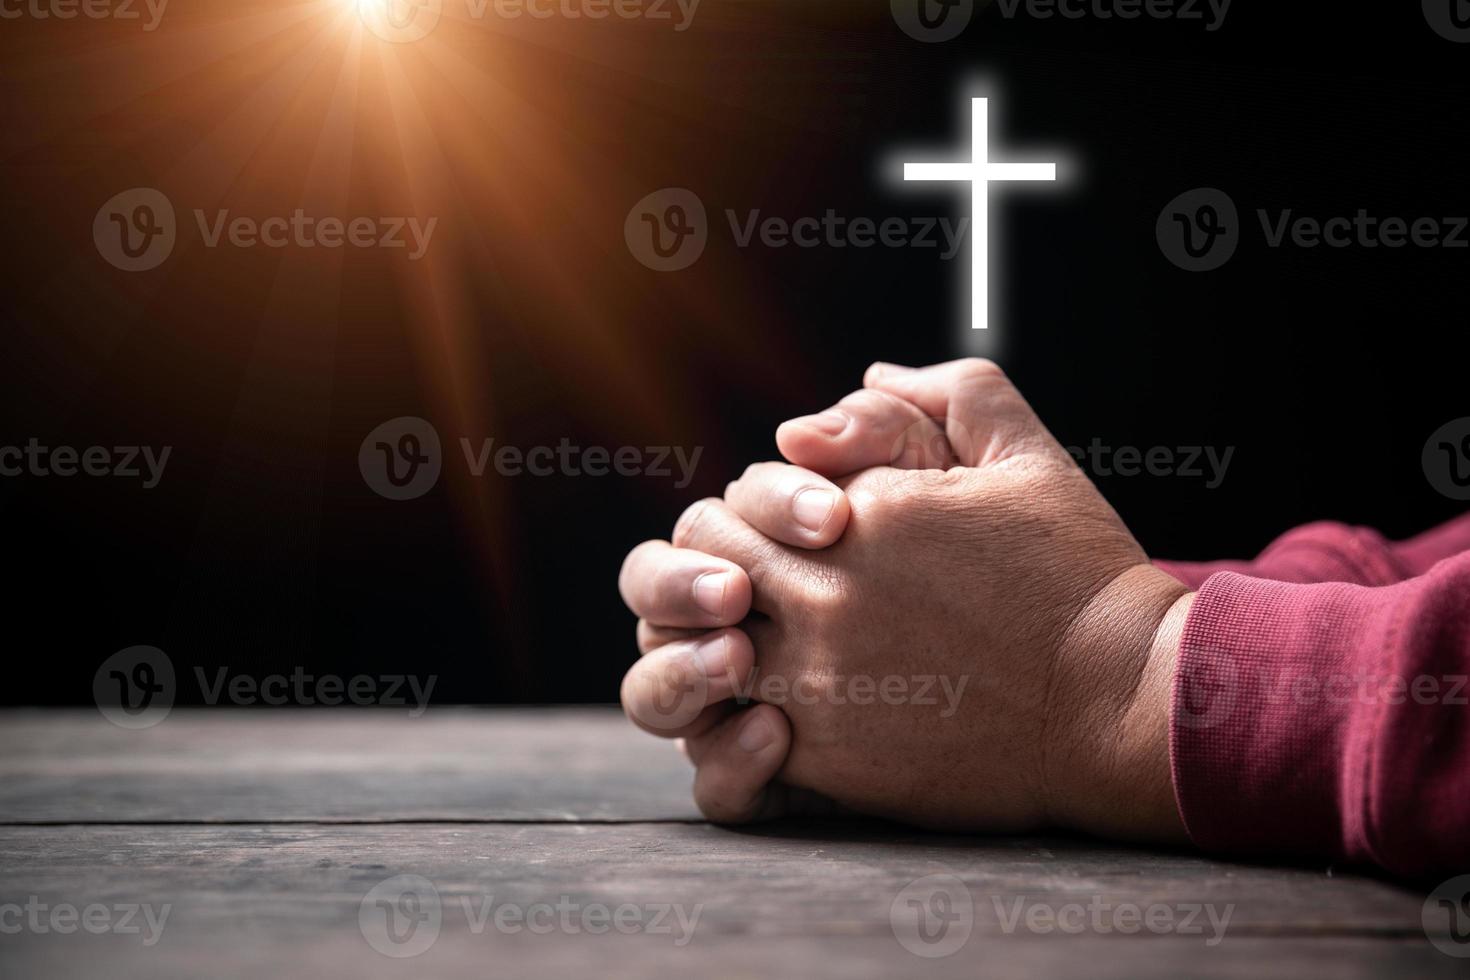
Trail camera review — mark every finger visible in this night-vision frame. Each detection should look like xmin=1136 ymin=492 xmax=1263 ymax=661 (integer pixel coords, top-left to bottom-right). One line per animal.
xmin=637 ymin=621 xmax=705 ymax=655
xmin=688 ymin=704 xmax=793 ymax=824
xmin=684 ymin=725 xmax=848 ymax=817
xmin=639 ymin=618 xmax=778 ymax=661
xmin=865 ymin=358 xmax=1057 ymax=467
xmin=663 ymin=701 xmax=739 ymax=743
xmin=619 ymin=540 xmax=753 ymax=629
xmin=775 ymin=388 xmax=954 ymax=476
xmin=620 ymin=628 xmax=756 ymax=737
xmin=723 ymin=462 xmax=851 ymax=549
xmin=864 ymin=360 xmax=916 ymax=379
xmin=671 ymin=499 xmax=800 ymax=615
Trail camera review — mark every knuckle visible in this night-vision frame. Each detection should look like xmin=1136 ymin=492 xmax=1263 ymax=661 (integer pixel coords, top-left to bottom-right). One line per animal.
xmin=671 ymin=498 xmax=719 ymax=548
xmin=836 ymin=387 xmax=895 ymax=420
xmin=911 ymin=465 xmax=970 ymax=493
xmin=619 ymin=540 xmax=664 ymax=605
xmin=868 ymin=387 xmax=918 ymax=414
xmin=956 ymin=356 xmax=1005 ymax=382
xmin=739 ymin=461 xmax=773 ymax=483
xmin=850 ymin=472 xmax=911 ymax=519
xmin=791 ymin=571 xmax=851 ymax=627
xmin=619 ymin=660 xmax=651 ymax=714
xmin=846 ymin=469 xmax=961 ymax=536
xmin=890 ymin=418 xmax=951 ymax=466
xmin=731 ymin=464 xmax=792 ymax=523
xmin=622 ymin=649 xmax=708 ymax=733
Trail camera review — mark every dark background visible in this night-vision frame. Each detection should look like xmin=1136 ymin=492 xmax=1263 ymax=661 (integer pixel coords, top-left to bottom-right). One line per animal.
xmin=1 ymin=1 xmax=1465 ymax=705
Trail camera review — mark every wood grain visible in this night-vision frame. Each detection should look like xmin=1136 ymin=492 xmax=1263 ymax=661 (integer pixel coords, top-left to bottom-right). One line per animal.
xmin=0 ymin=708 xmax=699 ymax=822
xmin=0 ymin=710 xmax=1456 ymax=978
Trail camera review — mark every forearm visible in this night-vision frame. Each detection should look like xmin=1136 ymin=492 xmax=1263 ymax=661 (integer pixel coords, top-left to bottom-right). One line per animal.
xmin=1168 ymin=554 xmax=1470 ymax=875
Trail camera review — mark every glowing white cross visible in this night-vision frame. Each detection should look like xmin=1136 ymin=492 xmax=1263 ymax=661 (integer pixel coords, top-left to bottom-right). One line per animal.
xmin=904 ymin=98 xmax=1056 ymax=330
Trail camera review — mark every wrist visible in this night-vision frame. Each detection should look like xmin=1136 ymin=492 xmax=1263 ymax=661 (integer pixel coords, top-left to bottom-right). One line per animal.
xmin=1114 ymin=585 xmax=1193 ymax=844
xmin=1043 ymin=564 xmax=1192 ymax=843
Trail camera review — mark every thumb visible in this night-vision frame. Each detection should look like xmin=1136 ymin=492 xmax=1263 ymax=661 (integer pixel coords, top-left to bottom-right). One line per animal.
xmin=864 ymin=358 xmax=1059 ymax=468
xmin=775 ymin=388 xmax=954 ymax=477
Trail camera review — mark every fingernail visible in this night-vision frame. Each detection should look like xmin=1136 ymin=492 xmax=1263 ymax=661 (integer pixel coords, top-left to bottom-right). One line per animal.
xmin=692 ymin=632 xmax=730 ymax=677
xmin=792 ymin=488 xmax=837 ymax=533
xmin=794 ymin=410 xmax=848 ymax=436
xmin=737 ymin=712 xmax=776 ymax=753
xmin=693 ymin=571 xmax=729 ymax=618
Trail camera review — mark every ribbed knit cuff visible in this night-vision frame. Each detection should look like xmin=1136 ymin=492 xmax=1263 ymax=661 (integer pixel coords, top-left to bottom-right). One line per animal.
xmin=1168 ymin=572 xmax=1397 ymax=862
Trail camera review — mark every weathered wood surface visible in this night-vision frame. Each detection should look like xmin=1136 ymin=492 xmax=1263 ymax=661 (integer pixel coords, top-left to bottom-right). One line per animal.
xmin=0 ymin=708 xmax=700 ymax=821
xmin=0 ymin=710 xmax=1459 ymax=978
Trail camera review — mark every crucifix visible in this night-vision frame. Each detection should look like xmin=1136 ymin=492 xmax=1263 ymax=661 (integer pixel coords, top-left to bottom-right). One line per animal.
xmin=904 ymin=97 xmax=1057 ymax=330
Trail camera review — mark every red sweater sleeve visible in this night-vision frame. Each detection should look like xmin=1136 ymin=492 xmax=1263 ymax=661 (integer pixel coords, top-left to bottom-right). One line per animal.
xmin=1169 ymin=552 xmax=1470 ymax=876
xmin=1155 ymin=513 xmax=1470 ymax=590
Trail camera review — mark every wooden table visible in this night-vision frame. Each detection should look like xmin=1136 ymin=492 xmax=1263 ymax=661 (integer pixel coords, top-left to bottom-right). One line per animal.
xmin=0 ymin=709 xmax=1458 ymax=978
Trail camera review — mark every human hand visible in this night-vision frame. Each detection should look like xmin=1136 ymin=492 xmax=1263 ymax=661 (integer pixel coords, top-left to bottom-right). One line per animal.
xmin=617 ymin=373 xmax=969 ymax=821
xmin=621 ymin=360 xmax=1192 ymax=841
